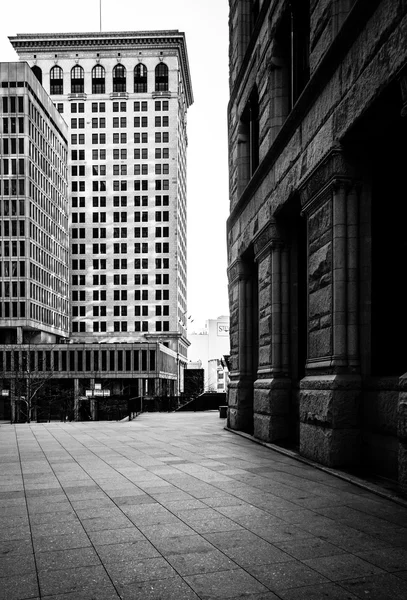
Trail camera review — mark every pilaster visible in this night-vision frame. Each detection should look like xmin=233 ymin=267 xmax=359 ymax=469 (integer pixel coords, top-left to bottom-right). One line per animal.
xmin=398 ymin=373 xmax=407 ymax=493
xmin=252 ymin=222 xmax=291 ymax=442
xmin=227 ymin=258 xmax=255 ymax=434
xmin=299 ymin=149 xmax=361 ymax=467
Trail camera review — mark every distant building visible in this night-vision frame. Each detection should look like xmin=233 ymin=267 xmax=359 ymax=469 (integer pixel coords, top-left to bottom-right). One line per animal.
xmin=0 ymin=61 xmax=69 ymax=345
xmin=0 ymin=29 xmax=194 ymax=421
xmin=10 ymin=30 xmax=193 ymax=385
xmin=188 ymin=315 xmax=230 ymax=392
xmin=227 ymin=0 xmax=407 ymax=490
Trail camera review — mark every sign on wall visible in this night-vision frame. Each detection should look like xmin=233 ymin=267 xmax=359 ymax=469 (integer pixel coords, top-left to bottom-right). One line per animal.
xmin=217 ymin=323 xmax=229 ymax=336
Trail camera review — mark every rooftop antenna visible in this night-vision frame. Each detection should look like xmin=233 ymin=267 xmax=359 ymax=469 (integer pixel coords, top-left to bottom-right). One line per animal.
xmin=99 ymin=0 xmax=102 ymax=32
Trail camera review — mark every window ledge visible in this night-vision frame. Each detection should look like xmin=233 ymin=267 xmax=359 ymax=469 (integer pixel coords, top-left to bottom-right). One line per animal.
xmin=68 ymin=93 xmax=87 ymax=100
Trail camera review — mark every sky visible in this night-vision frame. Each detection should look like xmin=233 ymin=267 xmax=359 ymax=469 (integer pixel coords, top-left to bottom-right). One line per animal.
xmin=0 ymin=0 xmax=230 ymax=332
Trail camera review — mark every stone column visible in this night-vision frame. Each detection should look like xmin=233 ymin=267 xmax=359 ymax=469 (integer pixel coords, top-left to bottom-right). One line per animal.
xmin=299 ymin=151 xmax=361 ymax=467
xmin=398 ymin=71 xmax=407 ymax=490
xmin=253 ymin=224 xmax=291 ymax=442
xmin=398 ymin=373 xmax=407 ymax=493
xmin=227 ymin=259 xmax=255 ymax=434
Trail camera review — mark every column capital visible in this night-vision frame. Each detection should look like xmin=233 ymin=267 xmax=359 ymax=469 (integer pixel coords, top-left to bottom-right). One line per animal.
xmin=227 ymin=258 xmax=252 ymax=283
xmin=253 ymin=220 xmax=285 ymax=262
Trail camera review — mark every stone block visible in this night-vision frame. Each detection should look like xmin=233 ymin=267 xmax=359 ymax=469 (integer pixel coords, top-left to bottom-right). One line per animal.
xmin=254 ymin=413 xmax=289 ymax=443
xmin=309 ymin=199 xmax=331 ymax=239
xmin=309 ymin=327 xmax=332 ymax=358
xmin=254 ymin=383 xmax=290 ymax=417
xmin=309 ymin=243 xmax=332 ymax=291
xmin=300 ymin=375 xmax=361 ymax=429
xmin=309 ymin=286 xmax=332 ymax=319
xmin=300 ymin=423 xmax=360 ymax=467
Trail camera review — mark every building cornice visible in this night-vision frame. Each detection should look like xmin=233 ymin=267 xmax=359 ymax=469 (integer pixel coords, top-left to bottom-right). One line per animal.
xmin=9 ymin=30 xmax=193 ymax=107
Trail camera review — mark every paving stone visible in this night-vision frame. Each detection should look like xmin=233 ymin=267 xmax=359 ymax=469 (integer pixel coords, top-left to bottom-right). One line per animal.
xmin=277 ymin=583 xmax=360 ymax=599
xmin=339 ymin=573 xmax=407 ymax=599
xmin=0 ymin=572 xmax=39 ymax=600
xmin=0 ymin=538 xmax=33 ymax=557
xmin=303 ymin=554 xmax=386 ymax=581
xmin=105 ymin=556 xmax=177 ymax=586
xmin=119 ymin=574 xmax=201 ymax=599
xmin=0 ymin=525 xmax=31 ymax=541
xmin=87 ymin=526 xmax=145 ymax=545
xmin=38 ymin=565 xmax=116 ymax=597
xmin=249 ymin=561 xmax=330 ymax=591
xmin=33 ymin=532 xmax=92 ymax=553
xmin=355 ymin=546 xmax=407 ymax=572
xmin=35 ymin=547 xmax=101 ymax=572
xmin=224 ymin=541 xmax=293 ymax=568
xmin=275 ymin=537 xmax=346 ymax=560
xmin=152 ymin=533 xmax=216 ymax=556
xmin=166 ymin=549 xmax=236 ymax=576
xmin=95 ymin=540 xmax=160 ymax=563
xmin=0 ymin=552 xmax=36 ymax=577
xmin=30 ymin=520 xmax=85 ymax=538
xmin=185 ymin=568 xmax=269 ymax=599
xmin=138 ymin=521 xmax=197 ymax=541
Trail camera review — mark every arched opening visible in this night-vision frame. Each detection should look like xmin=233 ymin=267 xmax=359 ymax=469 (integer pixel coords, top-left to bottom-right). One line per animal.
xmin=113 ymin=64 xmax=126 ymax=93
xmin=71 ymin=66 xmax=84 ymax=94
xmin=92 ymin=65 xmax=105 ymax=94
xmin=50 ymin=66 xmax=63 ymax=95
xmin=237 ymin=86 xmax=259 ymax=197
xmin=31 ymin=65 xmax=42 ymax=84
xmin=134 ymin=64 xmax=147 ymax=93
xmin=155 ymin=63 xmax=168 ymax=92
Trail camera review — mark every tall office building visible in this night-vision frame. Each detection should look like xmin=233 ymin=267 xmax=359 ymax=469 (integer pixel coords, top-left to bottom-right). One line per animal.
xmin=10 ymin=31 xmax=193 ymax=366
xmin=0 ymin=61 xmax=69 ymax=345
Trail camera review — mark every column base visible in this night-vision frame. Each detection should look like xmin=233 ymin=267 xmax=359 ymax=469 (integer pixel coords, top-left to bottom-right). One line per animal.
xmin=398 ymin=372 xmax=407 ymax=493
xmin=227 ymin=378 xmax=254 ymax=434
xmin=253 ymin=378 xmax=291 ymax=443
xmin=299 ymin=374 xmax=361 ymax=467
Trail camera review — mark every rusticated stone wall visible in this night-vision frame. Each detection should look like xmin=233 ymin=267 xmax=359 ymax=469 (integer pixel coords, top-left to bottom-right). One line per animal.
xmin=227 ymin=0 xmax=407 ymax=484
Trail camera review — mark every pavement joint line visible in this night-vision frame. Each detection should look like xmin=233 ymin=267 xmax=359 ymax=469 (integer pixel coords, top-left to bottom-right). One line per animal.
xmin=14 ymin=426 xmax=42 ymax=598
xmin=224 ymin=426 xmax=407 ymax=508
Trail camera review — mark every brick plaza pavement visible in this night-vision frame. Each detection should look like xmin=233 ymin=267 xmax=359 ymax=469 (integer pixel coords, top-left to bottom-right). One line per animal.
xmin=1 ymin=412 xmax=407 ymax=600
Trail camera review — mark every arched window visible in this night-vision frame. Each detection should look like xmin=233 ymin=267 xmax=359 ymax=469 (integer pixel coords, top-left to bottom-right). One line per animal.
xmin=71 ymin=66 xmax=84 ymax=94
xmin=155 ymin=63 xmax=168 ymax=92
xmin=50 ymin=66 xmax=63 ymax=95
xmin=113 ymin=64 xmax=126 ymax=93
xmin=31 ymin=66 xmax=42 ymax=84
xmin=134 ymin=64 xmax=147 ymax=93
xmin=92 ymin=65 xmax=105 ymax=94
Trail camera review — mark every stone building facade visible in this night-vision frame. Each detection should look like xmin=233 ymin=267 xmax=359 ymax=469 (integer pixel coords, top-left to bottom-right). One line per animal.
xmin=227 ymin=0 xmax=407 ymax=489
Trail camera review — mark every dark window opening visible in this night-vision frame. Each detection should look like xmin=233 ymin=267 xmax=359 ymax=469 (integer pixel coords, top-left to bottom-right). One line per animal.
xmin=50 ymin=66 xmax=63 ymax=95
xmin=113 ymin=64 xmax=126 ymax=92
xmin=155 ymin=63 xmax=168 ymax=92
xmin=71 ymin=65 xmax=84 ymax=93
xmin=92 ymin=65 xmax=105 ymax=94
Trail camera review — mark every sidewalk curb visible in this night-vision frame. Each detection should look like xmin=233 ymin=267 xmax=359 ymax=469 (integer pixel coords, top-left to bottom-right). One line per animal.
xmin=224 ymin=426 xmax=407 ymax=508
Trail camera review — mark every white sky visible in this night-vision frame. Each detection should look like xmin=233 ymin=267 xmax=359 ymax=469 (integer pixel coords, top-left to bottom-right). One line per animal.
xmin=0 ymin=0 xmax=230 ymax=332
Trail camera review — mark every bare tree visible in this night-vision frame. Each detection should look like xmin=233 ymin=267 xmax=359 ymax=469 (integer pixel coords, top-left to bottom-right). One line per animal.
xmin=13 ymin=349 xmax=57 ymax=423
